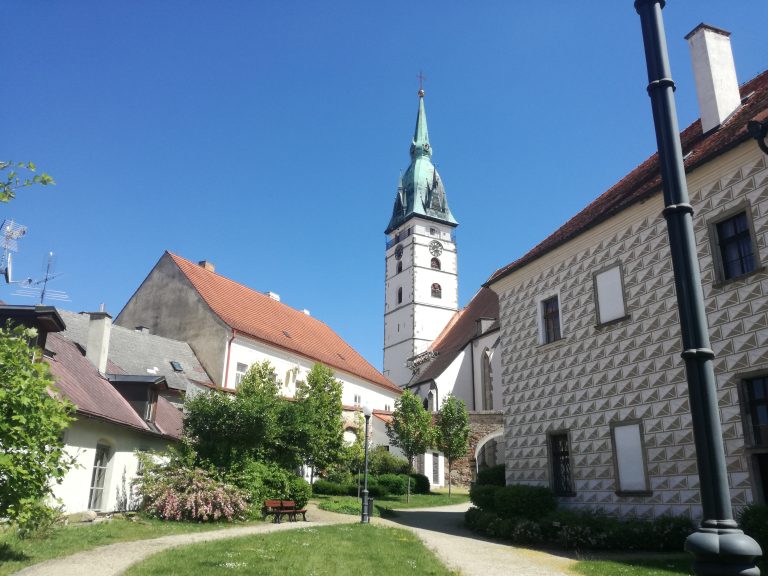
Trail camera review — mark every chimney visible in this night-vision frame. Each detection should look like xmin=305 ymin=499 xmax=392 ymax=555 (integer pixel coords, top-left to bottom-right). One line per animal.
xmin=86 ymin=311 xmax=112 ymax=374
xmin=685 ymin=23 xmax=741 ymax=133
xmin=266 ymin=291 xmax=281 ymax=301
xmin=198 ymin=260 xmax=215 ymax=272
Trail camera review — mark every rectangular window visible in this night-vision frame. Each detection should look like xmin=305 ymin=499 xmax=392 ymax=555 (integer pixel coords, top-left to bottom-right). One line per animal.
xmin=88 ymin=443 xmax=111 ymax=511
xmin=594 ymin=265 xmax=627 ymax=324
xmin=541 ymin=296 xmax=562 ymax=344
xmin=353 ymin=394 xmax=361 ymax=406
xmin=235 ymin=362 xmax=248 ymax=387
xmin=549 ymin=432 xmax=574 ymax=496
xmin=384 ymin=404 xmax=391 ymax=412
xmin=710 ymin=208 xmax=759 ymax=282
xmin=611 ymin=422 xmax=650 ymax=494
xmin=744 ymin=376 xmax=768 ymax=447
xmin=432 ymin=453 xmax=440 ymax=484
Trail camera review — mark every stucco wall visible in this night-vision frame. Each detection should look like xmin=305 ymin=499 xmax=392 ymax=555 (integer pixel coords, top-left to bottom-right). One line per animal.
xmin=491 ymin=142 xmax=768 ymax=519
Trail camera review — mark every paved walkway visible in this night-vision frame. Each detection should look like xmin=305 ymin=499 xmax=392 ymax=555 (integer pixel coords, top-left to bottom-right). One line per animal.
xmin=14 ymin=502 xmax=575 ymax=576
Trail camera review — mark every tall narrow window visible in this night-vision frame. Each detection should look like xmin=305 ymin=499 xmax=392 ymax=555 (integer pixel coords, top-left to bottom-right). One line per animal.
xmin=549 ymin=432 xmax=574 ymax=496
xmin=431 ymin=283 xmax=442 ymax=298
xmin=88 ymin=443 xmax=112 ymax=511
xmin=717 ymin=212 xmax=756 ymax=279
xmin=397 ymin=261 xmax=403 ymax=274
xmin=235 ymin=362 xmax=248 ymax=387
xmin=431 ymin=257 xmax=441 ymax=270
xmin=594 ymin=265 xmax=627 ymax=324
xmin=541 ymin=296 xmax=561 ymax=344
xmin=611 ymin=422 xmax=650 ymax=494
xmin=743 ymin=377 xmax=768 ymax=502
xmin=481 ymin=348 xmax=494 ymax=410
xmin=432 ymin=453 xmax=440 ymax=484
xmin=397 ymin=287 xmax=403 ymax=304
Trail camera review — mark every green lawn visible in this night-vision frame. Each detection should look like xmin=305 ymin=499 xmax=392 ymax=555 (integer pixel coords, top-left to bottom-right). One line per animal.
xmin=572 ymin=555 xmax=691 ymax=576
xmin=315 ymin=492 xmax=470 ymax=517
xmin=0 ymin=516 xmax=255 ymax=576
xmin=124 ymin=524 xmax=457 ymax=576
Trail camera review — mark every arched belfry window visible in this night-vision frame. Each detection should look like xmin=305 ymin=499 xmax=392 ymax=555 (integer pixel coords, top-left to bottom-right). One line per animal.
xmin=481 ymin=348 xmax=494 ymax=410
xmin=431 ymin=257 xmax=441 ymax=270
xmin=397 ymin=287 xmax=403 ymax=304
xmin=397 ymin=261 xmax=403 ymax=274
xmin=431 ymin=283 xmax=442 ymax=298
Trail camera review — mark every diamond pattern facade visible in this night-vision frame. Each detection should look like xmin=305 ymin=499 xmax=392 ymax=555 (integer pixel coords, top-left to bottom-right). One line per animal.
xmin=495 ymin=148 xmax=768 ymax=519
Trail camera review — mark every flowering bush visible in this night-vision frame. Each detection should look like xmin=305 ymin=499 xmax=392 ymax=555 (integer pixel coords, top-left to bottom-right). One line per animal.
xmin=135 ymin=458 xmax=248 ymax=522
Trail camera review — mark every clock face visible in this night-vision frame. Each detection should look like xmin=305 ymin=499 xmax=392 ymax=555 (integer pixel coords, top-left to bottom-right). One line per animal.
xmin=429 ymin=240 xmax=443 ymax=257
xmin=394 ymin=245 xmax=404 ymax=260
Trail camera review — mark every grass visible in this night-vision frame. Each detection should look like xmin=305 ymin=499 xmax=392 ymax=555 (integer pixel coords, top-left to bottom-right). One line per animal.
xmin=571 ymin=554 xmax=691 ymax=576
xmin=124 ymin=523 xmax=458 ymax=575
xmin=315 ymin=491 xmax=470 ymax=517
xmin=0 ymin=516 xmax=255 ymax=576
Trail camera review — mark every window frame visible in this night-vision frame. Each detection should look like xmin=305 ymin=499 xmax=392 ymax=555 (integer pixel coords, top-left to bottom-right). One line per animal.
xmin=610 ymin=420 xmax=652 ymax=496
xmin=547 ymin=430 xmax=575 ymax=497
xmin=431 ymin=283 xmax=442 ymax=299
xmin=539 ymin=294 xmax=563 ymax=345
xmin=430 ymin=257 xmax=441 ymax=270
xmin=397 ymin=287 xmax=403 ymax=304
xmin=708 ymin=202 xmax=762 ymax=285
xmin=235 ymin=362 xmax=248 ymax=387
xmin=88 ymin=442 xmax=113 ymax=511
xmin=593 ymin=263 xmax=630 ymax=327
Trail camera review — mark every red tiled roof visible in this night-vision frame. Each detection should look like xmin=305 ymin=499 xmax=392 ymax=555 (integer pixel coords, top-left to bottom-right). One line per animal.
xmin=46 ymin=333 xmax=182 ymax=439
xmin=412 ymin=287 xmax=499 ymax=384
xmin=372 ymin=410 xmax=393 ymax=424
xmin=168 ymin=252 xmax=401 ymax=395
xmin=488 ymin=70 xmax=768 ymax=285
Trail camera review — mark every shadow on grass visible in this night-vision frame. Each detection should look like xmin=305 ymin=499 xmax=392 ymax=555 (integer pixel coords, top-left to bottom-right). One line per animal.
xmin=570 ymin=554 xmax=691 ymax=576
xmin=0 ymin=542 xmax=29 ymax=563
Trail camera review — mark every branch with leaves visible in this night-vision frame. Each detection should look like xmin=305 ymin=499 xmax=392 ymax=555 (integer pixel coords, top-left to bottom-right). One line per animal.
xmin=1 ymin=161 xmax=55 ymax=203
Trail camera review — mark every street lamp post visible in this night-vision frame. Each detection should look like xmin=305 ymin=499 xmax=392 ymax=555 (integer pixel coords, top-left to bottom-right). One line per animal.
xmin=361 ymin=403 xmax=372 ymax=524
xmin=634 ymin=2 xmax=762 ymax=574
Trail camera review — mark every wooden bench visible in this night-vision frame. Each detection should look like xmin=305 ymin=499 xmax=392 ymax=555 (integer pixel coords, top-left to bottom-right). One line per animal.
xmin=262 ymin=499 xmax=308 ymax=523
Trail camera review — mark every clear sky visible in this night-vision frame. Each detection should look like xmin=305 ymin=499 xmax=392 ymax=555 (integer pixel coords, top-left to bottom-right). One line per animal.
xmin=3 ymin=1 xmax=766 ymax=371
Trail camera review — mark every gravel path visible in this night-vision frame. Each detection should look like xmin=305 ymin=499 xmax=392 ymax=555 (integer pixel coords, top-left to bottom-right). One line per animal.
xmin=14 ymin=502 xmax=575 ymax=576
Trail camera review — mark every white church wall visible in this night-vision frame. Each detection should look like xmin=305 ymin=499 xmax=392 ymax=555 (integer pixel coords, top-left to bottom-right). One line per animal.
xmin=470 ymin=331 xmax=503 ymax=411
xmin=433 ymin=348 xmax=473 ymax=409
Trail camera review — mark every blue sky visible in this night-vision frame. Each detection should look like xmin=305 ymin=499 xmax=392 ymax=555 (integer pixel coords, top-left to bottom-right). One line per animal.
xmin=3 ymin=1 xmax=766 ymax=371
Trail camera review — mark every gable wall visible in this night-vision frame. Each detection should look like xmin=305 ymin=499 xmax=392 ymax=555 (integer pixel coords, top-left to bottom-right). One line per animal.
xmin=491 ymin=141 xmax=768 ymax=519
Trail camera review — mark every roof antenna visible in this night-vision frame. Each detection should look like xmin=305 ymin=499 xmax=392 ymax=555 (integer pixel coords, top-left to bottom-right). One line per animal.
xmin=14 ymin=251 xmax=70 ymax=304
xmin=0 ymin=219 xmax=27 ymax=284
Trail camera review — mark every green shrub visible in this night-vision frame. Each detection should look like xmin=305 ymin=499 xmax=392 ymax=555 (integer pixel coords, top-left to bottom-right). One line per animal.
xmin=739 ymin=504 xmax=768 ymax=554
xmin=469 ymin=484 xmax=497 ymax=510
xmin=286 ymin=474 xmax=312 ymax=508
xmin=410 ymin=473 xmax=431 ymax=494
xmin=510 ymin=518 xmax=543 ymax=545
xmin=476 ymin=464 xmax=505 ymax=486
xmin=228 ymin=459 xmax=310 ymax=510
xmin=369 ymin=446 xmax=410 ymax=475
xmin=376 ymin=474 xmax=408 ymax=496
xmin=494 ymin=484 xmax=556 ymax=521
xmin=313 ymin=479 xmax=353 ymax=496
xmin=464 ymin=506 xmax=496 ymax=533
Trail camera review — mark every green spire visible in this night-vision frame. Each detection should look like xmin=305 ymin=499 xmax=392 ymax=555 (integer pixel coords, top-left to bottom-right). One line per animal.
xmin=385 ymin=89 xmax=457 ymax=235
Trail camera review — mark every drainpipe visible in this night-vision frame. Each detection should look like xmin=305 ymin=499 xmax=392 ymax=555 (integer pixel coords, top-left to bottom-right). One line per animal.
xmin=634 ymin=2 xmax=761 ymax=575
xmin=222 ymin=328 xmax=236 ymax=389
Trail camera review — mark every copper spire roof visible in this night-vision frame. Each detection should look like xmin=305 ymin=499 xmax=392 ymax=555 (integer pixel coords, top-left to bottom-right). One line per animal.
xmin=487 ymin=69 xmax=768 ymax=286
xmin=167 ymin=252 xmax=400 ymax=395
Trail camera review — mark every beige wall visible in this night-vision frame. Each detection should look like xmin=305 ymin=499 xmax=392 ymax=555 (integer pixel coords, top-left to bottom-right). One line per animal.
xmin=491 ymin=141 xmax=768 ymax=519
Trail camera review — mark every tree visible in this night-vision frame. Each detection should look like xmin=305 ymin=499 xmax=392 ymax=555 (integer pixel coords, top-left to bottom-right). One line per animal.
xmin=0 ymin=325 xmax=74 ymax=531
xmin=387 ymin=390 xmax=434 ymax=502
xmin=295 ymin=363 xmax=344 ymax=482
xmin=1 ymin=161 xmax=54 ymax=203
xmin=436 ymin=394 xmax=470 ymax=498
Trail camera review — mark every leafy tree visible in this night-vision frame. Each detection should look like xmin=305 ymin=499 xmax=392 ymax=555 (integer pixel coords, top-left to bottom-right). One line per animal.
xmin=1 ymin=161 xmax=54 ymax=203
xmin=295 ymin=363 xmax=344 ymax=481
xmin=184 ymin=360 xmax=303 ymax=469
xmin=0 ymin=325 xmax=74 ymax=532
xmin=436 ymin=394 xmax=470 ymax=498
xmin=386 ymin=390 xmax=434 ymax=501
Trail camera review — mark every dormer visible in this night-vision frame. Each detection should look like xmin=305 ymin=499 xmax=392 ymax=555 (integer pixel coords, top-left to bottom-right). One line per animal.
xmin=107 ymin=374 xmax=168 ymax=428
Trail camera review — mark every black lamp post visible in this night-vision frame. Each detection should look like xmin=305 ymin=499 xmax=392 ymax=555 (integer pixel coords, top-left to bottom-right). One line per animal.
xmin=634 ymin=2 xmax=762 ymax=574
xmin=361 ymin=403 xmax=372 ymax=524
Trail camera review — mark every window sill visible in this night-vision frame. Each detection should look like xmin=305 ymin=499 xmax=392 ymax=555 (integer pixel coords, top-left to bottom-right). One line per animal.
xmin=595 ymin=314 xmax=631 ymax=329
xmin=615 ymin=490 xmax=653 ymax=497
xmin=538 ymin=337 xmax=567 ymax=349
xmin=712 ymin=266 xmax=765 ymax=289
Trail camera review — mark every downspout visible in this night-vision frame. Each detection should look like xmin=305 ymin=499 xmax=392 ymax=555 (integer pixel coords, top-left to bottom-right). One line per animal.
xmin=222 ymin=328 xmax=236 ymax=388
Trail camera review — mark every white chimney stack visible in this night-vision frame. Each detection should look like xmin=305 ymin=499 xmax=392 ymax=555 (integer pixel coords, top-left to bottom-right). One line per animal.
xmin=86 ymin=311 xmax=112 ymax=374
xmin=685 ymin=23 xmax=741 ymax=134
xmin=266 ymin=292 xmax=281 ymax=301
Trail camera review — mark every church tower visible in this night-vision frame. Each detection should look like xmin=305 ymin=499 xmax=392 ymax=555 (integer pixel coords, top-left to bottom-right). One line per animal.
xmin=383 ymin=89 xmax=458 ymax=387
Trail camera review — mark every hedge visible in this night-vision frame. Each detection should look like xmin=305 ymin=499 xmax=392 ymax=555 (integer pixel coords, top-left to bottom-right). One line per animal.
xmin=476 ymin=464 xmax=505 ymax=486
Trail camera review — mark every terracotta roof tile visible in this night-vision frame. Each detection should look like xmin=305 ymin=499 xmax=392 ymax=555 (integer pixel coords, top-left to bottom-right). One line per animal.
xmin=488 ymin=70 xmax=768 ymax=285
xmin=167 ymin=252 xmax=401 ymax=395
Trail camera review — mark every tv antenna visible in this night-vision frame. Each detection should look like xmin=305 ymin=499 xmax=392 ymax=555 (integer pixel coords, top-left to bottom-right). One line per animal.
xmin=1 ymin=219 xmax=27 ymax=284
xmin=13 ymin=251 xmax=70 ymax=304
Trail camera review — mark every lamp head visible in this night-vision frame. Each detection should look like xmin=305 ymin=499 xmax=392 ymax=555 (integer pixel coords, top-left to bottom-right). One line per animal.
xmin=362 ymin=403 xmax=372 ymax=417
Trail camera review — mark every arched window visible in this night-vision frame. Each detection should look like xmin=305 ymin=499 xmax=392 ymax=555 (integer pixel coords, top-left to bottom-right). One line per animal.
xmin=397 ymin=261 xmax=403 ymax=274
xmin=481 ymin=348 xmax=494 ymax=410
xmin=431 ymin=257 xmax=441 ymax=270
xmin=397 ymin=287 xmax=403 ymax=304
xmin=431 ymin=283 xmax=442 ymax=298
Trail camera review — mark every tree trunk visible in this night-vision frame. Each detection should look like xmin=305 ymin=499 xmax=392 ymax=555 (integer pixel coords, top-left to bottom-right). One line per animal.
xmin=407 ymin=457 xmax=412 ymax=503
xmin=448 ymin=459 xmax=452 ymax=498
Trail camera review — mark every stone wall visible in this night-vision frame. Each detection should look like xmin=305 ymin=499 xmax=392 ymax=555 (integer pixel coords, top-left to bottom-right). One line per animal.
xmin=448 ymin=410 xmax=503 ymax=488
